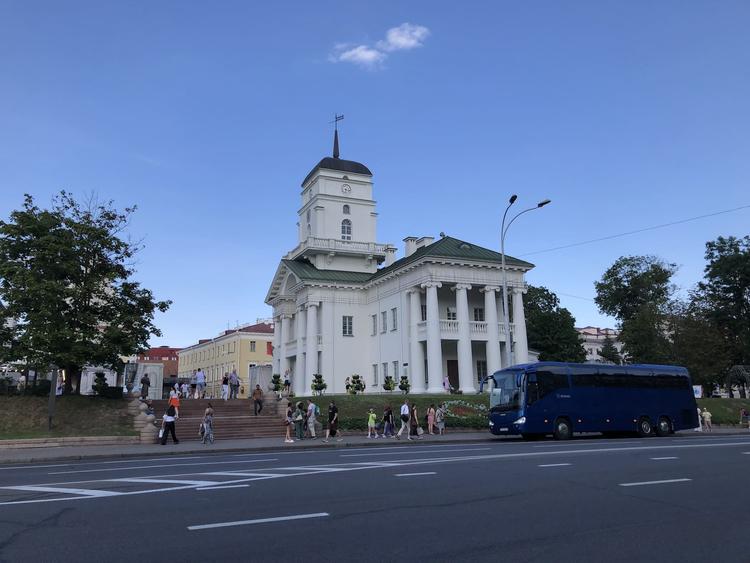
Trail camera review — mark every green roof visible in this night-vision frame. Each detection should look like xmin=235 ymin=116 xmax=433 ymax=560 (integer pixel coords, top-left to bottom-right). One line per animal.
xmin=281 ymin=236 xmax=533 ymax=285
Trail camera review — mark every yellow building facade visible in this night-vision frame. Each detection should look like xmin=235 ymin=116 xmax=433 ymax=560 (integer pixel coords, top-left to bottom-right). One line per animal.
xmin=177 ymin=321 xmax=274 ymax=399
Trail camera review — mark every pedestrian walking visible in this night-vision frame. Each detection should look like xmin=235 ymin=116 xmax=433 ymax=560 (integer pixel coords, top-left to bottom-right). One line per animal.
xmin=168 ymin=389 xmax=180 ymax=418
xmin=436 ymin=403 xmax=446 ymax=435
xmin=293 ymin=402 xmax=305 ymax=440
xmin=283 ymin=371 xmax=291 ymax=395
xmin=396 ymin=398 xmax=412 ymax=440
xmin=180 ymin=381 xmax=189 ymax=399
xmin=284 ymin=401 xmax=294 ymax=443
xmin=221 ymin=373 xmax=229 ymax=401
xmin=345 ymin=377 xmax=351 ymax=394
xmin=323 ymin=400 xmax=343 ymax=442
xmin=196 ymin=368 xmax=206 ymax=399
xmin=382 ymin=405 xmax=395 ymax=438
xmin=306 ymin=399 xmax=318 ymax=439
xmin=252 ymin=384 xmax=264 ymax=415
xmin=427 ymin=404 xmax=436 ymax=435
xmin=139 ymin=373 xmax=151 ymax=400
xmin=228 ymin=370 xmax=239 ymax=399
xmin=160 ymin=404 xmax=179 ymax=445
xmin=201 ymin=402 xmax=214 ymax=444
xmin=701 ymin=408 xmax=713 ymax=432
xmin=410 ymin=404 xmax=423 ymax=439
xmin=367 ymin=408 xmax=378 ymax=438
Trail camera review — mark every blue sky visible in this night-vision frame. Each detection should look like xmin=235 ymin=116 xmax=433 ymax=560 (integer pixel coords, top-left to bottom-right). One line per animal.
xmin=1 ymin=1 xmax=748 ymax=348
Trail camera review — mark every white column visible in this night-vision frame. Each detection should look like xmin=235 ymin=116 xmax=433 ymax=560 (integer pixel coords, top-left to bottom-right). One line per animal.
xmin=423 ymin=282 xmax=444 ymax=394
xmin=279 ymin=314 xmax=290 ymax=377
xmin=272 ymin=315 xmax=282 ymax=375
xmin=305 ymin=302 xmax=319 ymax=395
xmin=320 ymin=300 xmax=334 ymax=393
xmin=454 ymin=283 xmax=476 ymax=394
xmin=483 ymin=286 xmax=501 ymax=375
xmin=408 ymin=288 xmax=426 ymax=394
xmin=512 ymin=287 xmax=529 ymax=364
xmin=294 ymin=307 xmax=306 ymax=397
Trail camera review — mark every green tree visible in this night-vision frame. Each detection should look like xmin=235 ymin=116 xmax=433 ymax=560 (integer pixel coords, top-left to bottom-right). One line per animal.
xmin=598 ymin=334 xmax=622 ymax=365
xmin=594 ymin=256 xmax=677 ymax=364
xmin=697 ymin=236 xmax=750 ymax=367
xmin=524 ymin=286 xmax=586 ymax=362
xmin=0 ymin=192 xmax=171 ymax=394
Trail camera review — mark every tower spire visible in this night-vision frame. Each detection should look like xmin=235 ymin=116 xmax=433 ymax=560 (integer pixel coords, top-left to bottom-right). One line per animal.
xmin=331 ymin=113 xmax=344 ymax=158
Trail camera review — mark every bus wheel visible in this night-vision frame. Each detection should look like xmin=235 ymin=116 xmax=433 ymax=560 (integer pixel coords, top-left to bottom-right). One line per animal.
xmin=553 ymin=418 xmax=572 ymax=440
xmin=637 ymin=417 xmax=653 ymax=437
xmin=656 ymin=417 xmax=671 ymax=437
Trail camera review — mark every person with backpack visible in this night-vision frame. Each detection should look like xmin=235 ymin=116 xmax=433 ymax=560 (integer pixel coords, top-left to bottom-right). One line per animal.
xmin=293 ymin=401 xmax=305 ymax=440
xmin=306 ymin=399 xmax=319 ymax=439
xmin=139 ymin=373 xmax=151 ymax=400
xmin=323 ymin=400 xmax=343 ymax=442
xmin=435 ymin=403 xmax=447 ymax=435
xmin=160 ymin=404 xmax=179 ymax=445
xmin=382 ymin=405 xmax=395 ymax=438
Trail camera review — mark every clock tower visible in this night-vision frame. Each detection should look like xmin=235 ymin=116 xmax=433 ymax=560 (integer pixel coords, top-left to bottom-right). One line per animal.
xmin=288 ymin=130 xmax=395 ymax=273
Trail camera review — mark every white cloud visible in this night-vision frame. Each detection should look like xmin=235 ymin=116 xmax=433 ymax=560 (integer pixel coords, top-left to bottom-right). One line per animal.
xmin=376 ymin=23 xmax=430 ymax=52
xmin=329 ymin=23 xmax=430 ymax=70
xmin=330 ymin=44 xmax=387 ymax=69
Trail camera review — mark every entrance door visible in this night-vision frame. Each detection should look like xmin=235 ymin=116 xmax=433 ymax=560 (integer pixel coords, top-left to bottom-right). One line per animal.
xmin=447 ymin=360 xmax=459 ymax=391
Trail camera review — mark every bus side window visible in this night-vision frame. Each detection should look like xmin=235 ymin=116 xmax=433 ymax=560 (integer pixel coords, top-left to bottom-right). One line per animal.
xmin=527 ymin=375 xmax=539 ymax=405
xmin=537 ymin=371 xmax=569 ymax=398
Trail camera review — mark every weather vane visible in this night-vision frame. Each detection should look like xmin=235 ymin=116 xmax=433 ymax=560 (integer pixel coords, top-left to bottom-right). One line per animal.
xmin=330 ymin=113 xmax=344 ymax=131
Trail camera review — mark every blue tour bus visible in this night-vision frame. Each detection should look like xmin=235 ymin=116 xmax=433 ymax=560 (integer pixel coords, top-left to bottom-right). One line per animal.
xmin=488 ymin=362 xmax=699 ymax=440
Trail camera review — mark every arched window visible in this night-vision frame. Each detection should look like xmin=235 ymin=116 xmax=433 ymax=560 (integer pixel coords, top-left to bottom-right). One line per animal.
xmin=341 ymin=219 xmax=352 ymax=241
xmin=343 ymin=204 xmax=350 ymax=215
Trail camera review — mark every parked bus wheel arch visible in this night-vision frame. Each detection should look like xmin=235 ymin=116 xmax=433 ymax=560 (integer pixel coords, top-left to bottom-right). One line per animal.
xmin=553 ymin=417 xmax=572 ymax=440
xmin=656 ymin=416 xmax=672 ymax=437
xmin=637 ymin=416 xmax=653 ymax=437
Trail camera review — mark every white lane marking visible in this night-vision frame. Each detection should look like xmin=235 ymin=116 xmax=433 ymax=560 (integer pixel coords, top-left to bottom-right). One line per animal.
xmin=619 ymin=478 xmax=692 ymax=487
xmin=110 ymin=478 xmax=220 ymax=487
xmin=205 ymin=472 xmax=286 ymax=478
xmin=533 ymin=441 xmax=642 ymax=448
xmin=47 ymin=458 xmax=279 ymax=475
xmin=0 ymin=464 xmax=72 ymax=471
xmin=97 ymin=456 xmax=203 ymax=464
xmin=188 ymin=512 xmax=329 ymax=531
xmin=650 ymin=457 xmax=679 ymax=460
xmin=4 ymin=485 xmax=121 ymax=497
xmin=395 ymin=472 xmax=436 ymax=477
xmin=340 ymin=447 xmax=490 ymax=458
xmin=196 ymin=484 xmax=250 ymax=491
xmin=538 ymin=463 xmax=571 ymax=467
xmin=742 ymin=452 xmax=750 ymax=455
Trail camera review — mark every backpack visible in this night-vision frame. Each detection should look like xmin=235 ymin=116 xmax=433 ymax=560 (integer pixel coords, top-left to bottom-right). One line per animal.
xmin=315 ymin=404 xmax=320 ymax=416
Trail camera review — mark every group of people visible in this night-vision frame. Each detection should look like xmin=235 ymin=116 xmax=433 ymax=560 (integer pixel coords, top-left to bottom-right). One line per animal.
xmin=220 ymin=370 xmax=241 ymax=400
xmin=389 ymin=399 xmax=447 ymax=440
xmin=284 ymin=399 xmax=344 ymax=443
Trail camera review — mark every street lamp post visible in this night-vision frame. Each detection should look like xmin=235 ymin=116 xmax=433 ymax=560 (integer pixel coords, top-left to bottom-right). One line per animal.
xmin=501 ymin=195 xmax=551 ymax=368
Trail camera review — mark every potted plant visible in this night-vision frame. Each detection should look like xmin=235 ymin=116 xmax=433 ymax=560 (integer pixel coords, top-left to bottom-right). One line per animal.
xmin=382 ymin=375 xmax=396 ymax=392
xmin=311 ymin=374 xmax=327 ymax=396
xmin=398 ymin=376 xmax=410 ymax=394
xmin=349 ymin=374 xmax=365 ymax=395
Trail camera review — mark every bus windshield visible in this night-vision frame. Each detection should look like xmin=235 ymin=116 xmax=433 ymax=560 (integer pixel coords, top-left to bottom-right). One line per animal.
xmin=490 ymin=370 xmax=523 ymax=412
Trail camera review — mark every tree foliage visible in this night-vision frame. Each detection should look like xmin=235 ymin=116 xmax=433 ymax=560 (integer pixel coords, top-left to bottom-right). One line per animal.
xmin=697 ymin=236 xmax=750 ymax=366
xmin=598 ymin=334 xmax=622 ymax=365
xmin=595 ymin=256 xmax=677 ymax=364
xmin=524 ymin=286 xmax=586 ymax=362
xmin=0 ymin=192 xmax=171 ymax=393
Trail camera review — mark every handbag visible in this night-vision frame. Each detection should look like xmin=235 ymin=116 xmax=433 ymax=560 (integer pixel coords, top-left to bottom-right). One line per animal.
xmin=417 ymin=426 xmax=424 ymax=436
xmin=158 ymin=428 xmax=164 ymax=439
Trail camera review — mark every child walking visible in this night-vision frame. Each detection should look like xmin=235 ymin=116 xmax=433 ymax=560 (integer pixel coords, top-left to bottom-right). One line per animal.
xmin=367 ymin=408 xmax=378 ymax=438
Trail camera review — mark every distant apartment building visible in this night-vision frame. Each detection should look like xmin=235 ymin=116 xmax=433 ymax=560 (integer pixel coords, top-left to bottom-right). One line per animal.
xmin=576 ymin=326 xmax=623 ymax=363
xmin=134 ymin=345 xmax=181 ymax=398
xmin=177 ymin=321 xmax=274 ymax=399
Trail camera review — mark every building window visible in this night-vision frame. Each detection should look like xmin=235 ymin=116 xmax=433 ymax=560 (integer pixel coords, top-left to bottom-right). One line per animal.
xmin=446 ymin=307 xmax=457 ymax=321
xmin=306 ymin=209 xmax=311 ymax=223
xmin=372 ymin=364 xmax=378 ymax=385
xmin=381 ymin=311 xmax=387 ymax=333
xmin=343 ymin=204 xmax=350 ymax=215
xmin=382 ymin=362 xmax=388 ymax=382
xmin=473 ymin=308 xmax=485 ymax=322
xmin=477 ymin=360 xmax=488 ymax=382
xmin=421 ymin=304 xmax=427 ymax=322
xmin=371 ymin=314 xmax=377 ymax=336
xmin=392 ymin=361 xmax=399 ymax=379
xmin=391 ymin=308 xmax=397 ymax=331
xmin=342 ymin=315 xmax=353 ymax=337
xmin=341 ymin=219 xmax=352 ymax=240
xmin=250 ymin=341 xmax=256 ymax=352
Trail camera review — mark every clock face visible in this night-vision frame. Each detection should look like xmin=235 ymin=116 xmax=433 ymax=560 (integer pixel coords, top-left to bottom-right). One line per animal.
xmin=341 ymin=184 xmax=352 ymax=193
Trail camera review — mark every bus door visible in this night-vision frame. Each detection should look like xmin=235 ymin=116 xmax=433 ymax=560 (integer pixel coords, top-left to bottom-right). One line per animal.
xmin=526 ymin=367 xmax=570 ymax=432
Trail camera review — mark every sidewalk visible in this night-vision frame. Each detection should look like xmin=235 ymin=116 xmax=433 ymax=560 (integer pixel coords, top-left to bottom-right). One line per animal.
xmin=1 ymin=426 xmax=747 ymax=465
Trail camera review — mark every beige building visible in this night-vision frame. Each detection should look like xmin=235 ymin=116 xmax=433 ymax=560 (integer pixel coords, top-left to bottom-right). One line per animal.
xmin=576 ymin=326 xmax=623 ymax=363
xmin=178 ymin=321 xmax=274 ymax=398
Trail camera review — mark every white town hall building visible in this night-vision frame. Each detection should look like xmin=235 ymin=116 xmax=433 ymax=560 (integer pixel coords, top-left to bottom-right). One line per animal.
xmin=266 ymin=132 xmax=535 ymax=396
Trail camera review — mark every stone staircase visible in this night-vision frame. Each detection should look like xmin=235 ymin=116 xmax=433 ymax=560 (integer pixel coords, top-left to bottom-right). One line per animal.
xmin=151 ymin=398 xmax=285 ymax=442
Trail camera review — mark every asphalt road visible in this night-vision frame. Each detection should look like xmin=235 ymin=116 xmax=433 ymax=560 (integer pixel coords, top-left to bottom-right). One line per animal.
xmin=1 ymin=433 xmax=749 ymax=562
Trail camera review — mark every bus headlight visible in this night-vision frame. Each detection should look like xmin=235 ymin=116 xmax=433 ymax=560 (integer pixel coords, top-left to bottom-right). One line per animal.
xmin=513 ymin=417 xmax=526 ymax=425
xmin=489 ymin=421 xmax=494 ymax=427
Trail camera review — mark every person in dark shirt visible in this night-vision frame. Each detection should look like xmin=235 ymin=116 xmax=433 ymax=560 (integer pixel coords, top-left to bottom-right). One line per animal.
xmin=323 ymin=400 xmax=343 ymax=442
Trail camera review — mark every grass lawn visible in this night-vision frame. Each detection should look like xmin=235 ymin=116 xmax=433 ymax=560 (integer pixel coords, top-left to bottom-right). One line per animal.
xmin=0 ymin=396 xmax=137 ymax=440
xmin=696 ymin=398 xmax=750 ymax=426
